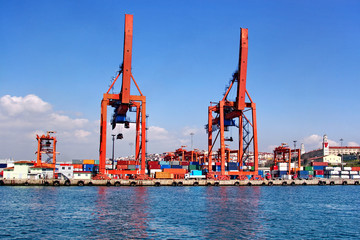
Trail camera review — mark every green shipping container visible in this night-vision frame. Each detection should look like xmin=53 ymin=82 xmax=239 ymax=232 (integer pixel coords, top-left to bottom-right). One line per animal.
xmin=305 ymin=166 xmax=314 ymax=171
xmin=308 ymin=171 xmax=314 ymax=175
xmin=189 ymin=165 xmax=198 ymax=170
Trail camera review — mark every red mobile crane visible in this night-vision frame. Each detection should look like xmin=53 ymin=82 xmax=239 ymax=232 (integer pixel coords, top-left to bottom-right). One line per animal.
xmin=98 ymin=14 xmax=148 ymax=180
xmin=206 ymin=28 xmax=260 ymax=180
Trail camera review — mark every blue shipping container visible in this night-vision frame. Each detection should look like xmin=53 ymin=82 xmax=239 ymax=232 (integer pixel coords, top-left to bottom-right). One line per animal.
xmin=313 ymin=166 xmax=325 ymax=170
xmin=190 ymin=162 xmax=199 ymax=165
xmin=191 ymin=170 xmax=203 ymax=176
xmin=171 ymin=165 xmax=182 ymax=169
xmin=161 ymin=165 xmax=171 ymax=169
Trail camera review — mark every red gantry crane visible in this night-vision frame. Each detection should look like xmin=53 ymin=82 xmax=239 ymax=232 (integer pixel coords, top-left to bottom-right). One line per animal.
xmin=35 ymin=131 xmax=58 ymax=169
xmin=273 ymin=144 xmax=301 ymax=175
xmin=98 ymin=14 xmax=148 ymax=180
xmin=206 ymin=28 xmax=260 ymax=180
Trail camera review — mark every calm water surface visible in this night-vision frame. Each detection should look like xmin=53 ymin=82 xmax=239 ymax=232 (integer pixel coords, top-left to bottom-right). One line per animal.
xmin=0 ymin=186 xmax=359 ymax=239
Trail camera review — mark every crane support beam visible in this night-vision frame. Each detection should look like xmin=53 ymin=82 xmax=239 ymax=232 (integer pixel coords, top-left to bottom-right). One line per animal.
xmin=120 ymin=14 xmax=133 ymax=104
xmin=236 ymin=28 xmax=248 ymax=111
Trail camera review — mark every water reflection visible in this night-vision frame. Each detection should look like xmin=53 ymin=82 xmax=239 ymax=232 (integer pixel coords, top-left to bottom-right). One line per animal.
xmin=93 ymin=187 xmax=149 ymax=239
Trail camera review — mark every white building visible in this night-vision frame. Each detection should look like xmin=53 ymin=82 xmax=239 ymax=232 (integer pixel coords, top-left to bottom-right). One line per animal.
xmin=2 ymin=161 xmax=34 ymax=179
xmin=73 ymin=171 xmax=92 ymax=180
xmin=29 ymin=166 xmax=54 ymax=179
xmin=55 ymin=164 xmax=74 ymax=179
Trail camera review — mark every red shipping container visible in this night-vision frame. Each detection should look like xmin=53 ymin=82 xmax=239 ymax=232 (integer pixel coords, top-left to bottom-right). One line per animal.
xmin=148 ymin=165 xmax=161 ymax=169
xmin=117 ymin=165 xmax=128 ymax=170
xmin=72 ymin=164 xmax=83 ymax=169
xmin=127 ymin=161 xmax=137 ymax=165
xmin=180 ymin=161 xmax=190 ymax=166
xmin=352 ymin=167 xmax=360 ymax=171
xmin=311 ymin=162 xmax=328 ymax=166
xmin=247 ymin=162 xmax=254 ymax=166
xmin=117 ymin=160 xmax=128 ymax=165
xmin=314 ymin=170 xmax=324 ymax=175
xmin=271 ymin=165 xmax=279 ymax=170
xmin=215 ymin=162 xmax=221 ymax=166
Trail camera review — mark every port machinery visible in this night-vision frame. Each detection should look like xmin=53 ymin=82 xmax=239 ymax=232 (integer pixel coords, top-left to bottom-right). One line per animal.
xmin=206 ymin=28 xmax=262 ymax=181
xmin=97 ymin=14 xmax=149 ymax=180
xmin=35 ymin=131 xmax=58 ymax=171
xmin=273 ymin=143 xmax=301 ymax=175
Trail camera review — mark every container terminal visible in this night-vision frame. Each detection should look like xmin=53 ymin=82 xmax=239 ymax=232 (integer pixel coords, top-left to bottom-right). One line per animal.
xmin=1 ymin=14 xmax=360 ymax=187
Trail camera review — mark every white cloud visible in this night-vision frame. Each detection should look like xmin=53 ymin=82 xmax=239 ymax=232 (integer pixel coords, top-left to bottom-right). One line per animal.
xmin=0 ymin=94 xmax=51 ymax=116
xmin=74 ymin=130 xmax=92 ymax=139
xmin=148 ymin=126 xmax=170 ymax=141
xmin=0 ymin=94 xmax=98 ymax=161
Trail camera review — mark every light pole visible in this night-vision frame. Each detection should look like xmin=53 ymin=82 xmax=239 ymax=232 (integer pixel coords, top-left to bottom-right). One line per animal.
xmin=190 ymin=132 xmax=194 ymax=150
xmin=340 ymin=138 xmax=343 ymax=169
xmin=112 ymin=134 xmax=115 ymax=170
xmin=293 ymin=140 xmax=297 ymax=149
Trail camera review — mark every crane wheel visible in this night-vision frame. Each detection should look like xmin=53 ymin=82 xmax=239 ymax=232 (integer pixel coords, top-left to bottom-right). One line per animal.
xmin=261 ymin=182 xmax=266 ymax=186
xmin=290 ymin=182 xmax=295 ymax=186
xmin=354 ymin=181 xmax=359 ymax=185
xmin=247 ymin=182 xmax=252 ymax=186
xmin=44 ymin=181 xmax=49 ymax=186
xmin=268 ymin=181 xmax=273 ymax=186
xmin=214 ymin=182 xmax=219 ymax=186
xmin=177 ymin=182 xmax=183 ymax=186
xmin=171 ymin=182 xmax=177 ymax=186
xmin=77 ymin=181 xmax=84 ymax=186
xmin=0 ymin=180 xmax=4 ymax=186
xmin=106 ymin=181 xmax=111 ymax=187
xmin=330 ymin=181 xmax=335 ymax=185
xmin=64 ymin=180 xmax=70 ymax=186
xmin=53 ymin=181 xmax=60 ymax=186
xmin=302 ymin=182 xmax=307 ymax=185
xmin=282 ymin=182 xmax=287 ymax=186
xmin=130 ymin=182 xmax=136 ymax=186
xmin=114 ymin=182 xmax=121 ymax=187
xmin=154 ymin=182 xmax=160 ymax=187
xmin=342 ymin=181 xmax=348 ymax=185
xmin=234 ymin=182 xmax=240 ymax=186
xmin=88 ymin=182 xmax=93 ymax=186
xmin=206 ymin=182 xmax=212 ymax=186
xmin=193 ymin=182 xmax=199 ymax=186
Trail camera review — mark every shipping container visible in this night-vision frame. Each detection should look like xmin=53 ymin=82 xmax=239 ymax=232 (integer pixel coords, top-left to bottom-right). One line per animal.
xmin=311 ymin=162 xmax=328 ymax=166
xmin=83 ymin=159 xmax=95 ymax=164
xmin=160 ymin=165 xmax=171 ymax=169
xmin=313 ymin=166 xmax=325 ymax=170
xmin=352 ymin=167 xmax=360 ymax=171
xmin=304 ymin=166 xmax=313 ymax=171
xmin=163 ymin=168 xmax=187 ymax=174
xmin=155 ymin=172 xmax=173 ymax=179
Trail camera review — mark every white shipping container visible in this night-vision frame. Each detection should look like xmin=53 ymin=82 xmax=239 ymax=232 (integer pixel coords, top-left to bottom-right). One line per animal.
xmin=344 ymin=167 xmax=352 ymax=171
xmin=334 ymin=167 xmax=341 ymax=171
xmin=278 ymin=167 xmax=288 ymax=171
xmin=330 ymin=171 xmax=340 ymax=175
xmin=300 ymin=167 xmax=304 ymax=170
xmin=282 ymin=175 xmax=292 ymax=180
xmin=341 ymin=175 xmax=350 ymax=179
xmin=325 ymin=167 xmax=334 ymax=170
xmin=350 ymin=171 xmax=358 ymax=175
xmin=330 ymin=175 xmax=340 ymax=179
xmin=351 ymin=175 xmax=360 ymax=179
xmin=150 ymin=169 xmax=162 ymax=174
xmin=341 ymin=171 xmax=349 ymax=175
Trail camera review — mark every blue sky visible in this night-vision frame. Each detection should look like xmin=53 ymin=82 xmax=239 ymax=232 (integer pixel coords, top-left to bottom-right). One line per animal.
xmin=1 ymin=0 xmax=359 ymax=161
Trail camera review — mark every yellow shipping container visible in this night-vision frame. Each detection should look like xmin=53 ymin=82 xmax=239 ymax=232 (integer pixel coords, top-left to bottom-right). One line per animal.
xmin=155 ymin=172 xmax=174 ymax=179
xmin=83 ymin=159 xmax=95 ymax=164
